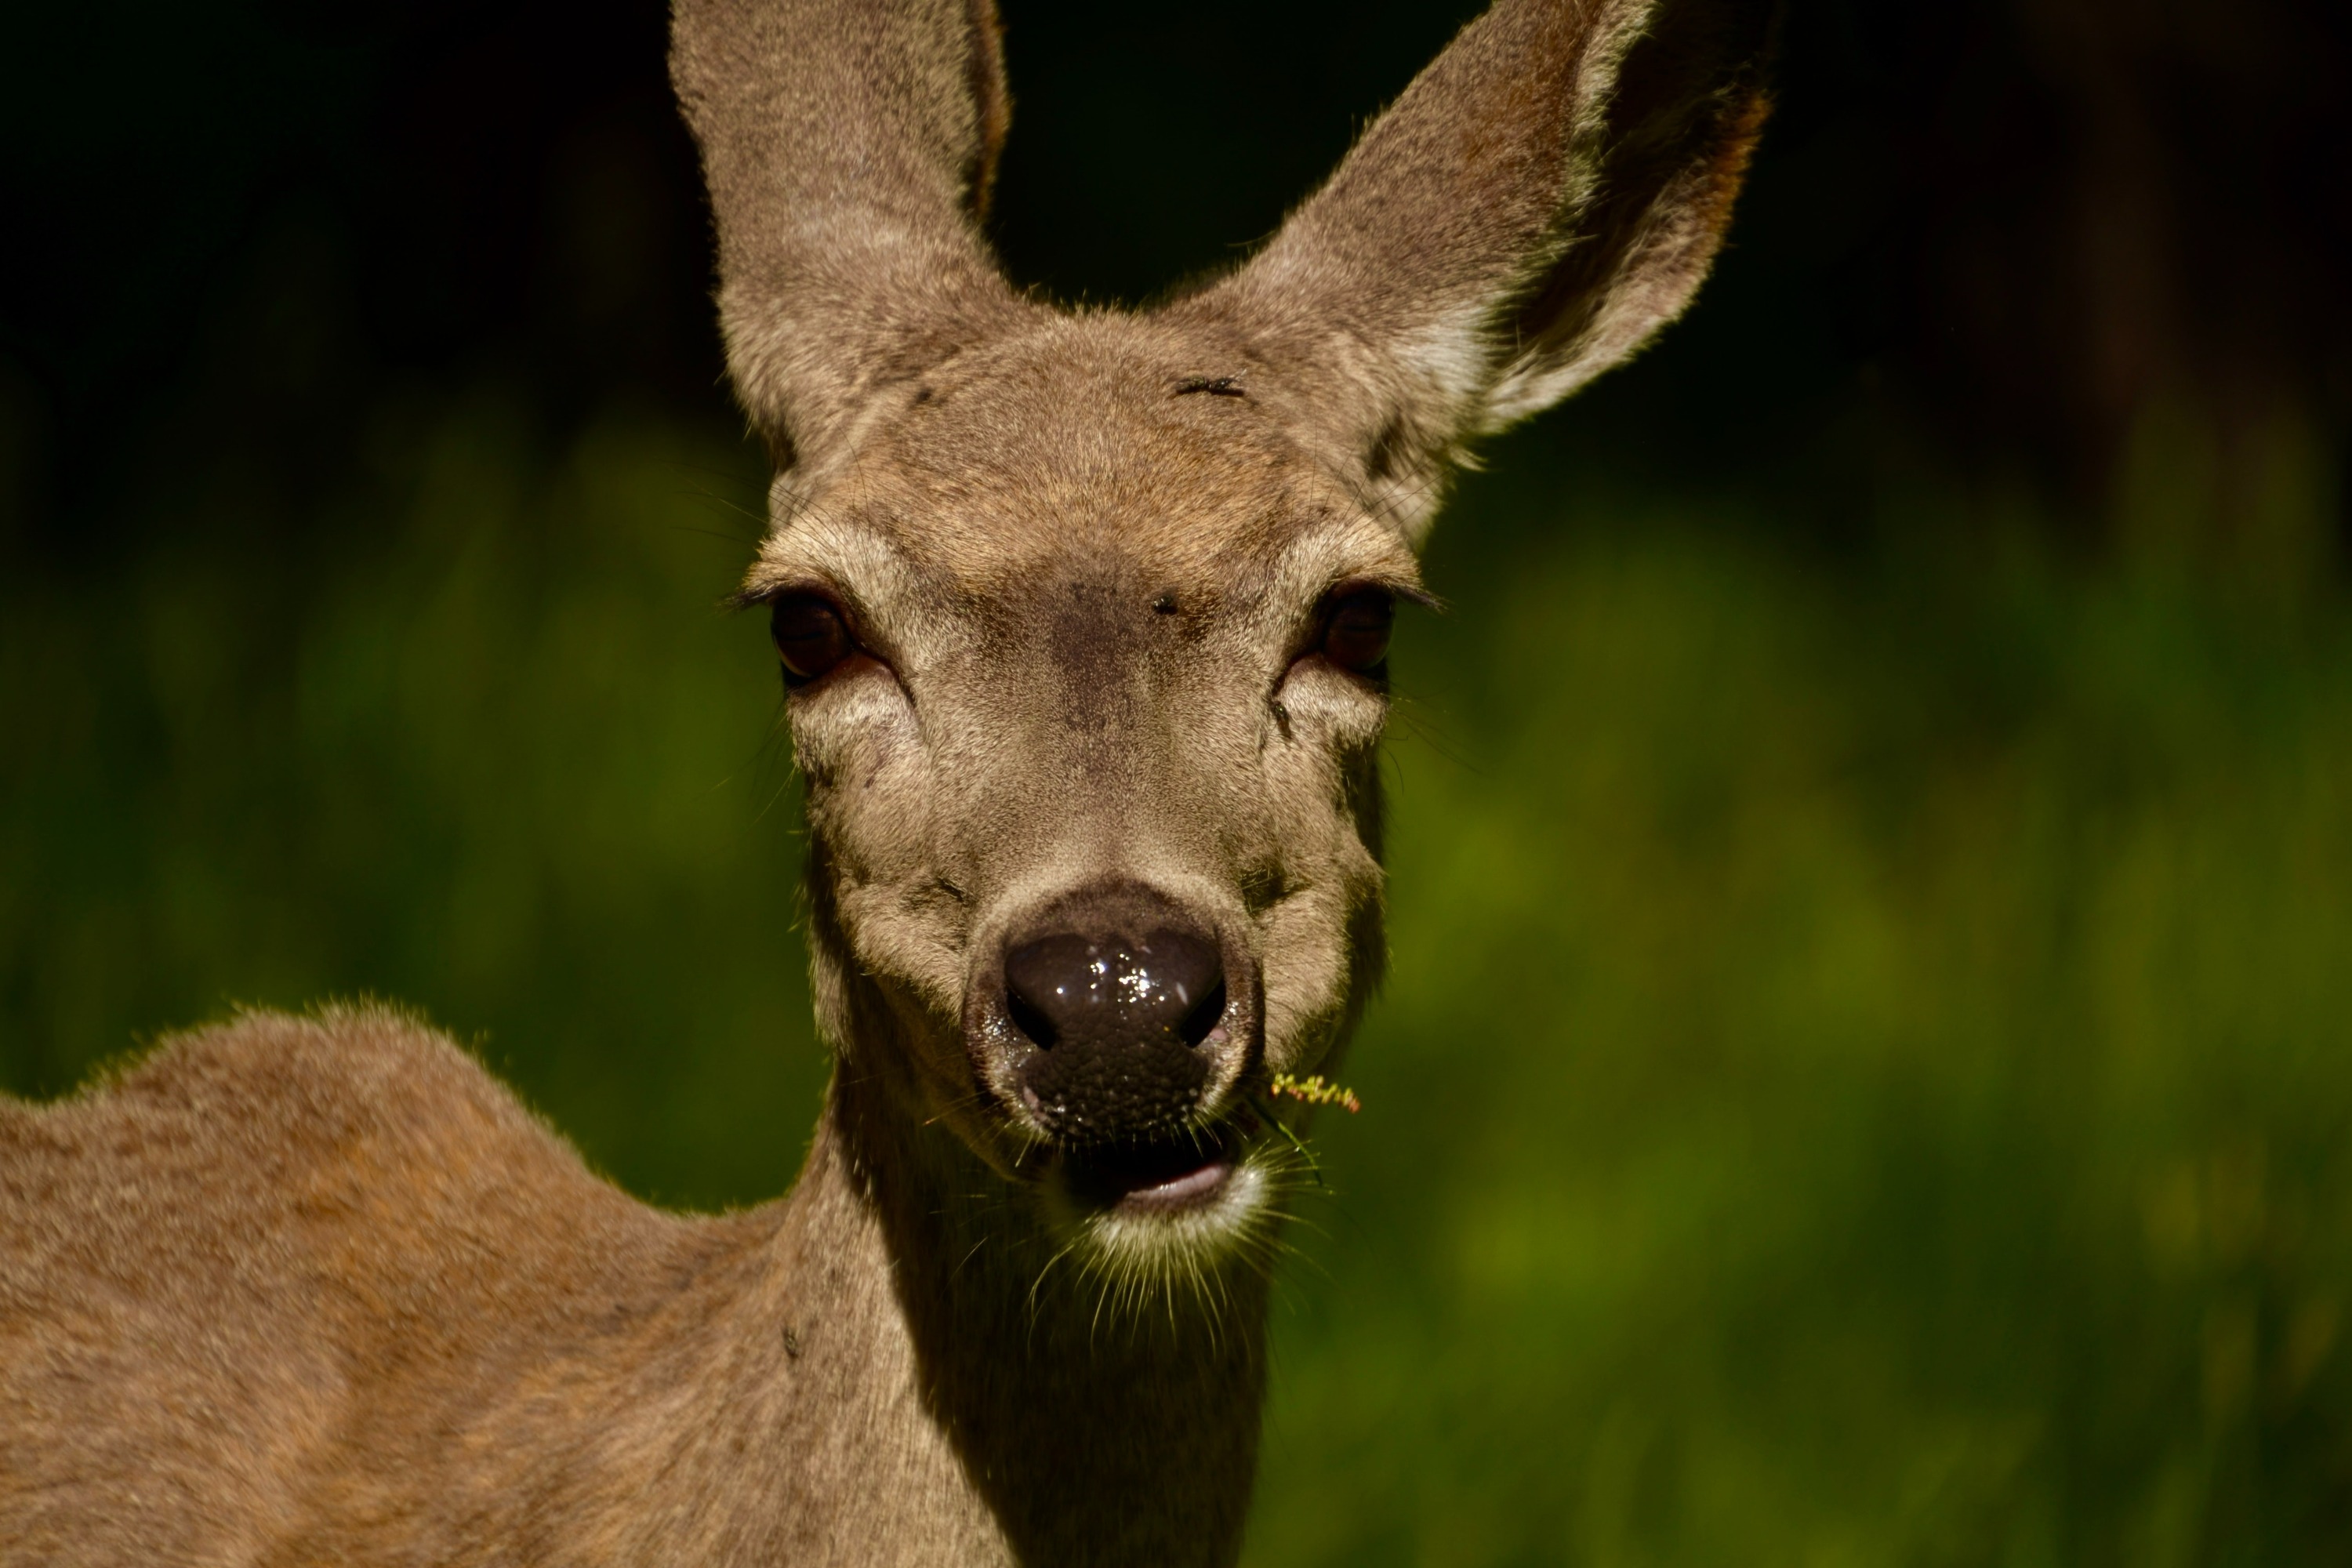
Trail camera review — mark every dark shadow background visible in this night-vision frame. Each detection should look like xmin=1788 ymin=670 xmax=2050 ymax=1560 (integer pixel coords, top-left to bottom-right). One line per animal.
xmin=5 ymin=2 xmax=2350 ymax=1562
xmin=9 ymin=0 xmax=2348 ymax=561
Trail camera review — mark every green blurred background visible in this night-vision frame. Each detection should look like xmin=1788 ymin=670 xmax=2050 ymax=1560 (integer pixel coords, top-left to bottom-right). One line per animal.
xmin=5 ymin=1 xmax=2350 ymax=1561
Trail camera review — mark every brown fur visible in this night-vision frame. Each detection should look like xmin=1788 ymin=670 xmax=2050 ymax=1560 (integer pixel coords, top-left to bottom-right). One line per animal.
xmin=0 ymin=2 xmax=1772 ymax=1562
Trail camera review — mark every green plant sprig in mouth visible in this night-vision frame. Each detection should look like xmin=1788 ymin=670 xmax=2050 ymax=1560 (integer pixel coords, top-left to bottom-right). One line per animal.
xmin=1244 ymin=1073 xmax=1363 ymax=1189
xmin=1267 ymin=1073 xmax=1362 ymax=1114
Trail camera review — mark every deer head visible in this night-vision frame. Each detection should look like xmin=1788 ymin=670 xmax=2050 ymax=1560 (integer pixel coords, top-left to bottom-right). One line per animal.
xmin=673 ymin=0 xmax=1770 ymax=1287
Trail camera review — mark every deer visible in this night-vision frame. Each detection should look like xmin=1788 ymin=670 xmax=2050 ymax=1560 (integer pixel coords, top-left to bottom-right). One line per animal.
xmin=0 ymin=1 xmax=1769 ymax=1562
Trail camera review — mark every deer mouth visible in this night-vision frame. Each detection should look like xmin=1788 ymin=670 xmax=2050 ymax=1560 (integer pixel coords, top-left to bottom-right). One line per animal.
xmin=1059 ymin=1127 xmax=1238 ymax=1214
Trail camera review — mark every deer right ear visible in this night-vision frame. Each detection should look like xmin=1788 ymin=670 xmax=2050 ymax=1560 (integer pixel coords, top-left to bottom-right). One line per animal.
xmin=1181 ymin=0 xmax=1776 ymax=543
xmin=672 ymin=0 xmax=1033 ymax=481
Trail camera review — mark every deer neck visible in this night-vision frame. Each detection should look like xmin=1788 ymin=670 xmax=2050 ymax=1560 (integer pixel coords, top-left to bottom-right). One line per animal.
xmin=771 ymin=1018 xmax=1269 ymax=1568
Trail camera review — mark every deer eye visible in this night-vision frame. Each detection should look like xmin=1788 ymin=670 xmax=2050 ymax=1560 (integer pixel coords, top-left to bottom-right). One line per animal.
xmin=770 ymin=594 xmax=853 ymax=685
xmin=1321 ymin=589 xmax=1395 ymax=673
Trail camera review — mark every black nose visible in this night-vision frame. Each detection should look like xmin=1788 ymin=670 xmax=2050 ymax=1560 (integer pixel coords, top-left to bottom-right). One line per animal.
xmin=1004 ymin=928 xmax=1226 ymax=1051
xmin=1004 ymin=925 xmax=1227 ymax=1145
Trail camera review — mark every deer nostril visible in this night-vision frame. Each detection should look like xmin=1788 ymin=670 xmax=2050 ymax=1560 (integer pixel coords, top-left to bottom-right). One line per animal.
xmin=1178 ymin=979 xmax=1227 ymax=1050
xmin=1006 ymin=986 xmax=1059 ymax=1050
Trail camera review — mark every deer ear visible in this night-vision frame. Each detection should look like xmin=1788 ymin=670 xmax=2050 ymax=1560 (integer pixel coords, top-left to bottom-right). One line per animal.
xmin=672 ymin=0 xmax=1030 ymax=479
xmin=1184 ymin=0 xmax=1775 ymax=540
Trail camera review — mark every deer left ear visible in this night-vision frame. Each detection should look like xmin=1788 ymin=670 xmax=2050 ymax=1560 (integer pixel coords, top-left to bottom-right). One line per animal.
xmin=672 ymin=0 xmax=1031 ymax=486
xmin=1177 ymin=0 xmax=1776 ymax=542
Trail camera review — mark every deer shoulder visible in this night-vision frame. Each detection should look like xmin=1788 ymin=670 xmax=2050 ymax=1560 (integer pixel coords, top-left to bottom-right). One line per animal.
xmin=0 ymin=1009 xmax=888 ymax=1566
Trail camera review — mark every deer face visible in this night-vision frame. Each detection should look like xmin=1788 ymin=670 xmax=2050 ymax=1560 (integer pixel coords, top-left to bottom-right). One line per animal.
xmin=746 ymin=315 xmax=1415 ymax=1257
xmin=673 ymin=0 xmax=1772 ymax=1275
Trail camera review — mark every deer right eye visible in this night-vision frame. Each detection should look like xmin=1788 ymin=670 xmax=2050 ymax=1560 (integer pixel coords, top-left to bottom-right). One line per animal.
xmin=770 ymin=595 xmax=853 ymax=685
xmin=1320 ymin=589 xmax=1396 ymax=673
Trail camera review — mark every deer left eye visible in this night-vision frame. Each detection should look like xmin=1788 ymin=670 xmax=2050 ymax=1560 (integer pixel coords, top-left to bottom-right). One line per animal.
xmin=1321 ymin=590 xmax=1394 ymax=673
xmin=771 ymin=594 xmax=853 ymax=685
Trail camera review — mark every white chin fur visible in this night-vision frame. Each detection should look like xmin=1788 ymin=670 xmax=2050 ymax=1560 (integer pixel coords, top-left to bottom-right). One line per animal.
xmin=1045 ymin=1155 xmax=1281 ymax=1316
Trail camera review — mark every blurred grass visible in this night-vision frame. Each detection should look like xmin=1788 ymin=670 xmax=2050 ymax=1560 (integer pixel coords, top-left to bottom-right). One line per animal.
xmin=1255 ymin=463 xmax=2352 ymax=1566
xmin=5 ymin=390 xmax=2350 ymax=1563
xmin=0 ymin=387 xmax=822 ymax=1207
